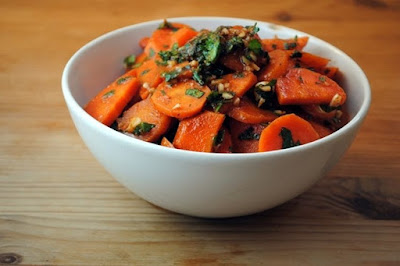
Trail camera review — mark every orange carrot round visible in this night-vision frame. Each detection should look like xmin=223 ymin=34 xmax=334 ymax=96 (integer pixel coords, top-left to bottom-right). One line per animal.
xmin=258 ymin=113 xmax=319 ymax=152
xmin=257 ymin=49 xmax=291 ymax=82
xmin=230 ymin=119 xmax=266 ymax=153
xmin=276 ymin=68 xmax=347 ymax=106
xmin=173 ymin=111 xmax=225 ymax=152
xmin=223 ymin=71 xmax=257 ymax=97
xmin=117 ymin=98 xmax=171 ymax=142
xmin=261 ymin=36 xmax=309 ymax=52
xmin=228 ymin=97 xmax=277 ymax=124
xmin=151 ymin=80 xmax=211 ymax=119
xmin=84 ymin=69 xmax=140 ymax=126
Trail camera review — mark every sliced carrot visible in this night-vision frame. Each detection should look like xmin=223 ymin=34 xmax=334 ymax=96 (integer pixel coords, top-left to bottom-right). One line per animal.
xmin=223 ymin=71 xmax=257 ymax=97
xmin=135 ymin=53 xmax=149 ymax=65
xmin=84 ymin=70 xmax=140 ymax=126
xmin=229 ymin=119 xmax=266 ymax=153
xmin=258 ymin=49 xmax=291 ymax=82
xmin=276 ymin=68 xmax=347 ymax=106
xmin=308 ymin=120 xmax=333 ymax=138
xmin=161 ymin=137 xmax=175 ymax=148
xmin=298 ymin=52 xmax=330 ymax=71
xmin=228 ymin=97 xmax=277 ymax=124
xmin=173 ymin=111 xmax=225 ymax=152
xmin=321 ymin=66 xmax=338 ymax=79
xmin=117 ymin=98 xmax=171 ymax=142
xmin=139 ymin=37 xmax=150 ymax=49
xmin=220 ymin=51 xmax=244 ymax=72
xmin=171 ymin=26 xmax=198 ymax=47
xmin=258 ymin=113 xmax=319 ymax=152
xmin=261 ymin=36 xmax=309 ymax=52
xmin=136 ymin=60 xmax=164 ymax=100
xmin=151 ymin=80 xmax=211 ymax=119
xmin=215 ymin=127 xmax=233 ymax=153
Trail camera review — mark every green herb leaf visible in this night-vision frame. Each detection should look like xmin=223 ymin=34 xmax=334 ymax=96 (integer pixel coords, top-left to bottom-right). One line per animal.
xmin=162 ymin=69 xmax=180 ymax=82
xmin=290 ymin=50 xmax=302 ymax=58
xmin=185 ymin=88 xmax=205 ymax=98
xmin=284 ymin=42 xmax=297 ymax=50
xmin=149 ymin=48 xmax=155 ymax=58
xmin=133 ymin=122 xmax=156 ymax=136
xmin=140 ymin=69 xmax=150 ymax=76
xmin=233 ymin=72 xmax=245 ymax=78
xmin=248 ymin=39 xmax=262 ymax=55
xmin=280 ymin=127 xmax=300 ymax=149
xmin=213 ymin=129 xmax=225 ymax=146
xmin=319 ymin=76 xmax=326 ymax=82
xmin=158 ymin=19 xmax=179 ymax=31
xmin=238 ymin=127 xmax=260 ymax=140
xmin=102 ymin=89 xmax=115 ymax=99
xmin=123 ymin=54 xmax=136 ymax=68
xmin=116 ymin=76 xmax=132 ymax=85
xmin=272 ymin=43 xmax=277 ymax=50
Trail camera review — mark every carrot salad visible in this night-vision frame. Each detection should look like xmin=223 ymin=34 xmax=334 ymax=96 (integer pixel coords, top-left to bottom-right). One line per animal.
xmin=85 ymin=20 xmax=347 ymax=153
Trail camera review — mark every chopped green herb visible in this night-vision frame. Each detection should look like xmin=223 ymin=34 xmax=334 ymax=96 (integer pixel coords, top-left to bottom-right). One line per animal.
xmin=319 ymin=76 xmax=326 ymax=82
xmin=206 ymin=91 xmax=232 ymax=112
xmin=245 ymin=23 xmax=260 ymax=35
xmin=238 ymin=127 xmax=260 ymax=140
xmin=123 ymin=54 xmax=136 ymax=68
xmin=132 ymin=62 xmax=143 ymax=69
xmin=140 ymin=69 xmax=150 ymax=76
xmin=272 ymin=43 xmax=277 ymax=50
xmin=299 ymin=76 xmax=304 ymax=83
xmin=280 ymin=127 xmax=300 ymax=149
xmin=161 ymin=89 xmax=166 ymax=96
xmin=133 ymin=122 xmax=156 ymax=136
xmin=185 ymin=88 xmax=205 ymax=98
xmin=213 ymin=129 xmax=225 ymax=146
xmin=225 ymin=36 xmax=243 ymax=53
xmin=163 ymin=44 xmax=169 ymax=49
xmin=234 ymin=72 xmax=245 ymax=78
xmin=158 ymin=19 xmax=179 ymax=31
xmin=291 ymin=50 xmax=302 ymax=58
xmin=117 ymin=76 xmax=132 ymax=85
xmin=248 ymin=39 xmax=263 ymax=55
xmin=102 ymin=89 xmax=115 ymax=99
xmin=283 ymin=42 xmax=297 ymax=50
xmin=149 ymin=48 xmax=155 ymax=58
xmin=162 ymin=69 xmax=180 ymax=81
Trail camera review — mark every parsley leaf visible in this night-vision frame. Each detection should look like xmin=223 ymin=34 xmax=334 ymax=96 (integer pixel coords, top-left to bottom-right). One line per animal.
xmin=213 ymin=129 xmax=225 ymax=146
xmin=185 ymin=88 xmax=205 ymax=98
xmin=117 ymin=76 xmax=132 ymax=85
xmin=280 ymin=127 xmax=300 ymax=149
xmin=123 ymin=54 xmax=136 ymax=68
xmin=238 ymin=127 xmax=260 ymax=140
xmin=102 ymin=89 xmax=115 ymax=99
xmin=133 ymin=122 xmax=156 ymax=136
xmin=158 ymin=19 xmax=179 ymax=31
xmin=162 ymin=69 xmax=180 ymax=81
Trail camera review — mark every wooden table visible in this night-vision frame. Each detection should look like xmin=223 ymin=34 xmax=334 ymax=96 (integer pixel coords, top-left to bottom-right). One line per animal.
xmin=1 ymin=0 xmax=399 ymax=265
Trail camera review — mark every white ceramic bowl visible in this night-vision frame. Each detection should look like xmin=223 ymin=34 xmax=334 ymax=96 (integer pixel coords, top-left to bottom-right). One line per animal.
xmin=62 ymin=17 xmax=371 ymax=218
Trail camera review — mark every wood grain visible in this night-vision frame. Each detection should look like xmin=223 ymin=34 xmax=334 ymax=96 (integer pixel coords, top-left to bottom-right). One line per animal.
xmin=1 ymin=0 xmax=400 ymax=265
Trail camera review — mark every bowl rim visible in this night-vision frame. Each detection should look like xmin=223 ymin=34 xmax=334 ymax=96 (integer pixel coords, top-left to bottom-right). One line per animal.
xmin=61 ymin=16 xmax=371 ymax=160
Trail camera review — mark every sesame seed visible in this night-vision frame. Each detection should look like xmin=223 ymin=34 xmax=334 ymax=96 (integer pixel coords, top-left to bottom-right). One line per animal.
xmin=190 ymin=60 xmax=198 ymax=67
xmin=167 ymin=60 xmax=177 ymax=67
xmin=257 ymin=98 xmax=265 ymax=107
xmin=126 ymin=117 xmax=141 ymax=132
xmin=233 ymin=97 xmax=241 ymax=106
xmin=143 ymin=82 xmax=150 ymax=89
xmin=335 ymin=110 xmax=343 ymax=118
xmin=218 ymin=83 xmax=225 ymax=93
xmin=250 ymin=62 xmax=260 ymax=71
xmin=274 ymin=110 xmax=286 ymax=116
xmin=222 ymin=92 xmax=234 ymax=100
xmin=329 ymin=94 xmax=342 ymax=107
xmin=241 ymin=56 xmax=251 ymax=65
xmin=172 ymin=103 xmax=181 ymax=110
xmin=249 ymin=52 xmax=257 ymax=61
